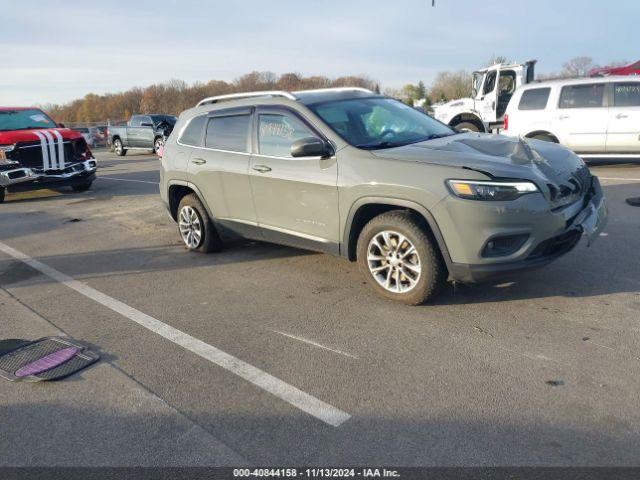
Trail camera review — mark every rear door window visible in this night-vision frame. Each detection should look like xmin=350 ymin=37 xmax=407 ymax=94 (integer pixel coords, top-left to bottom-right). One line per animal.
xmin=559 ymin=83 xmax=605 ymax=108
xmin=613 ymin=82 xmax=640 ymax=107
xmin=179 ymin=115 xmax=206 ymax=147
xmin=518 ymin=88 xmax=551 ymax=110
xmin=205 ymin=115 xmax=250 ymax=152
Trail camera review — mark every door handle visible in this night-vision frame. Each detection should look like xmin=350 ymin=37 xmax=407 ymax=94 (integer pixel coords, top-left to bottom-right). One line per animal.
xmin=191 ymin=158 xmax=206 ymax=165
xmin=616 ymin=113 xmax=629 ymax=119
xmin=559 ymin=115 xmax=570 ymax=120
xmin=252 ymin=165 xmax=272 ymax=173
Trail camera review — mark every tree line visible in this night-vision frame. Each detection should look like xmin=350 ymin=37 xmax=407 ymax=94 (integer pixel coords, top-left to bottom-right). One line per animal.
xmin=46 ymin=57 xmax=629 ymax=123
xmin=46 ymin=72 xmax=379 ymax=124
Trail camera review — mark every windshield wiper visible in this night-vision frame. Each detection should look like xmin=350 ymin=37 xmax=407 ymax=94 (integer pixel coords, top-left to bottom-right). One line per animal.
xmin=355 ymin=141 xmax=399 ymax=150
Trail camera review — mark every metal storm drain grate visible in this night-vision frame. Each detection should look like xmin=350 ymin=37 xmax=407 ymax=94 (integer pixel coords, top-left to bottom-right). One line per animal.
xmin=0 ymin=337 xmax=99 ymax=382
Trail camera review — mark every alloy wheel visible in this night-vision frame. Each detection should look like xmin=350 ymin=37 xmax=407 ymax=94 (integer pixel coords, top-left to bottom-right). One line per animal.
xmin=178 ymin=205 xmax=203 ymax=249
xmin=367 ymin=230 xmax=421 ymax=293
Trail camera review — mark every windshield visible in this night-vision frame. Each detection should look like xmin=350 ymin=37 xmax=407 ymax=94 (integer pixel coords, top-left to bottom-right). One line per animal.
xmin=150 ymin=115 xmax=177 ymax=126
xmin=472 ymin=72 xmax=484 ymax=97
xmin=309 ymin=98 xmax=454 ymax=150
xmin=0 ymin=109 xmax=58 ymax=131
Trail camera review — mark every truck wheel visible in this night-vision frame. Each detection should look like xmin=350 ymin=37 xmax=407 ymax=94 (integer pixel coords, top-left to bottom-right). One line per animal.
xmin=72 ymin=181 xmax=93 ymax=192
xmin=154 ymin=137 xmax=164 ymax=154
xmin=177 ymin=194 xmax=222 ymax=253
xmin=0 ymin=187 xmax=5 ymax=204
xmin=356 ymin=210 xmax=446 ymax=305
xmin=114 ymin=138 xmax=127 ymax=156
xmin=455 ymin=121 xmax=481 ymax=133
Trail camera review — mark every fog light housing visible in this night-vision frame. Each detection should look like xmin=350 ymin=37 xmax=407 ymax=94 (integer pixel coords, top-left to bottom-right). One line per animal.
xmin=482 ymin=233 xmax=529 ymax=257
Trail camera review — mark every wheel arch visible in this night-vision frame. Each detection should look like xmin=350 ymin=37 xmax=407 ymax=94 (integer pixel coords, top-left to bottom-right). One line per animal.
xmin=167 ymin=181 xmax=214 ymax=221
xmin=342 ymin=197 xmax=452 ymax=272
xmin=525 ymin=130 xmax=559 ymax=142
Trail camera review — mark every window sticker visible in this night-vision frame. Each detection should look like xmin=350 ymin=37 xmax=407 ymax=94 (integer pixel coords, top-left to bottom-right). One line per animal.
xmin=29 ymin=114 xmax=50 ymax=123
xmin=260 ymin=120 xmax=294 ymax=139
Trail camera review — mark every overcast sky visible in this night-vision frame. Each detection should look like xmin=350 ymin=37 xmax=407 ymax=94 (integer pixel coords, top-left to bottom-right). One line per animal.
xmin=1 ymin=0 xmax=638 ymax=105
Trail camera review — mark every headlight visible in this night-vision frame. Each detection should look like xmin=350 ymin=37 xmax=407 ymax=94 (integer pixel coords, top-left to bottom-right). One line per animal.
xmin=0 ymin=144 xmax=15 ymax=162
xmin=447 ymin=179 xmax=538 ymax=201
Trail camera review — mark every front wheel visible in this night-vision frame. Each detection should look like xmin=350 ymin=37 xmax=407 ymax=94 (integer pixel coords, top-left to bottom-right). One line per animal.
xmin=177 ymin=194 xmax=222 ymax=253
xmin=0 ymin=187 xmax=5 ymax=204
xmin=357 ymin=210 xmax=446 ymax=305
xmin=454 ymin=121 xmax=481 ymax=133
xmin=114 ymin=138 xmax=127 ymax=156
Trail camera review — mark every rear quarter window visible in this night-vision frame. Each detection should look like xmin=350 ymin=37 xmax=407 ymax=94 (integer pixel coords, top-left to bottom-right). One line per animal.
xmin=518 ymin=88 xmax=551 ymax=110
xmin=178 ymin=115 xmax=206 ymax=147
xmin=559 ymin=83 xmax=605 ymax=109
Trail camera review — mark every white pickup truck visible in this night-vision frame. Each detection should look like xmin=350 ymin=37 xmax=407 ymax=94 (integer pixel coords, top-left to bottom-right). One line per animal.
xmin=432 ymin=60 xmax=536 ymax=133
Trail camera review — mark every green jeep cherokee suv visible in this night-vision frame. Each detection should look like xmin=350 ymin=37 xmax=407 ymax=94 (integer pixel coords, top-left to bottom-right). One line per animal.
xmin=160 ymin=88 xmax=607 ymax=304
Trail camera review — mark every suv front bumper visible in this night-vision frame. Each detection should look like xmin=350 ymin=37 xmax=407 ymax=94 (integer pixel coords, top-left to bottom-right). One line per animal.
xmin=442 ymin=176 xmax=607 ymax=283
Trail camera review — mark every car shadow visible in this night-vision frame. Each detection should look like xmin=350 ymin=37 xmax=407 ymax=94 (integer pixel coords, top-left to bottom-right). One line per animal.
xmin=2 ymin=403 xmax=639 ymax=466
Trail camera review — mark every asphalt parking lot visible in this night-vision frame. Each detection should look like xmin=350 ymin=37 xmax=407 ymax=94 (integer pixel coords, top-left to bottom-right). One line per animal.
xmin=1 ymin=150 xmax=640 ymax=466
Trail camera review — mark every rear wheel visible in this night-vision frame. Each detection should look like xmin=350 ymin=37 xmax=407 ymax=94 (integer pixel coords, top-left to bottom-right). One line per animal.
xmin=529 ymin=133 xmax=558 ymax=143
xmin=72 ymin=180 xmax=93 ymax=192
xmin=0 ymin=187 xmax=5 ymax=204
xmin=177 ymin=194 xmax=222 ymax=253
xmin=455 ymin=121 xmax=481 ymax=133
xmin=154 ymin=137 xmax=164 ymax=154
xmin=357 ymin=210 xmax=446 ymax=305
xmin=114 ymin=138 xmax=127 ymax=156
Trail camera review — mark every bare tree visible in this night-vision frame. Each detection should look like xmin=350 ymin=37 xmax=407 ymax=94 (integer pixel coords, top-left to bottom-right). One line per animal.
xmin=429 ymin=70 xmax=472 ymax=102
xmin=560 ymin=56 xmax=594 ymax=78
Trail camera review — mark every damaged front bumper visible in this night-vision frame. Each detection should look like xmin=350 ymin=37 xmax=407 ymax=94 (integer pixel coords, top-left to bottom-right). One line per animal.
xmin=447 ymin=176 xmax=607 ymax=283
xmin=0 ymin=159 xmax=97 ymax=191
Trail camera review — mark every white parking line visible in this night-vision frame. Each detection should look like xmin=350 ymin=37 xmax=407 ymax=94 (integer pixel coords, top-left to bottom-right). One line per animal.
xmin=98 ymin=177 xmax=159 ymax=184
xmin=0 ymin=241 xmax=350 ymax=427
xmin=597 ymin=177 xmax=640 ymax=182
xmin=273 ymin=330 xmax=359 ymax=360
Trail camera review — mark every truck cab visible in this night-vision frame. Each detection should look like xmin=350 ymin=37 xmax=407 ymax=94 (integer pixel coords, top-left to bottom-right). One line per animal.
xmin=433 ymin=60 xmax=536 ymax=133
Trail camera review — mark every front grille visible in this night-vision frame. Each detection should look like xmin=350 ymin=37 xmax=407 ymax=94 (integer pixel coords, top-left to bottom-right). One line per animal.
xmin=529 ymin=229 xmax=581 ymax=259
xmin=549 ymin=165 xmax=592 ymax=211
xmin=10 ymin=140 xmax=86 ymax=170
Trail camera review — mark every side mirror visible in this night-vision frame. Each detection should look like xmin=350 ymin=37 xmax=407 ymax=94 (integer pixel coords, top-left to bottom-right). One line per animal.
xmin=58 ymin=123 xmax=66 ymax=128
xmin=290 ymin=137 xmax=334 ymax=158
xmin=141 ymin=122 xmax=153 ymax=127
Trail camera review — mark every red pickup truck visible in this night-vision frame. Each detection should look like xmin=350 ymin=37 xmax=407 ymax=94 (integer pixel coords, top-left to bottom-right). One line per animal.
xmin=0 ymin=107 xmax=97 ymax=203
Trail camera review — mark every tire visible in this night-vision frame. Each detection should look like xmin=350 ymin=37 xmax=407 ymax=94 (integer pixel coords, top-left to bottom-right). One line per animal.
xmin=72 ymin=181 xmax=93 ymax=192
xmin=114 ymin=138 xmax=127 ymax=156
xmin=455 ymin=121 xmax=481 ymax=133
xmin=0 ymin=187 xmax=5 ymax=204
xmin=154 ymin=137 xmax=164 ymax=154
xmin=529 ymin=133 xmax=558 ymax=143
xmin=177 ymin=194 xmax=222 ymax=253
xmin=356 ymin=210 xmax=446 ymax=305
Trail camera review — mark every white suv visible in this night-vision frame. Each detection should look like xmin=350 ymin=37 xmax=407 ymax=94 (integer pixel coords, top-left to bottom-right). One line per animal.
xmin=503 ymin=76 xmax=640 ymax=155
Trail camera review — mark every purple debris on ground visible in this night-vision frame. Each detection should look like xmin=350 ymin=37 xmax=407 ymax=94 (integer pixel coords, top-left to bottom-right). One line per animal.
xmin=14 ymin=347 xmax=80 ymax=377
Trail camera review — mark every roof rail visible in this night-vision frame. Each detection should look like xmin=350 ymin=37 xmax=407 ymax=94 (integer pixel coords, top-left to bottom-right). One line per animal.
xmin=292 ymin=87 xmax=374 ymax=95
xmin=196 ymin=90 xmax=296 ymax=107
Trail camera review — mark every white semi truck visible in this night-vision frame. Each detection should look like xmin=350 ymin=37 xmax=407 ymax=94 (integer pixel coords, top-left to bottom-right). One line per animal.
xmin=432 ymin=60 xmax=537 ymax=133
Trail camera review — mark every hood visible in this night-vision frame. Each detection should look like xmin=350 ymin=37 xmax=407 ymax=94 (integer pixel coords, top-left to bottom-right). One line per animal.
xmin=0 ymin=128 xmax=82 ymax=145
xmin=371 ymin=133 xmax=591 ymax=208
